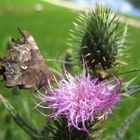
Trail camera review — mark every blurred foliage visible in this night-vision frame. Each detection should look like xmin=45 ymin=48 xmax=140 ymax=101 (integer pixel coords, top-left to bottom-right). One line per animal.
xmin=0 ymin=0 xmax=140 ymax=140
xmin=128 ymin=0 xmax=140 ymax=8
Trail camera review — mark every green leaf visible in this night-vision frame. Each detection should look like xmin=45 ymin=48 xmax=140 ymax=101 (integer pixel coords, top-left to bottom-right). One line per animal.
xmin=109 ymin=106 xmax=140 ymax=140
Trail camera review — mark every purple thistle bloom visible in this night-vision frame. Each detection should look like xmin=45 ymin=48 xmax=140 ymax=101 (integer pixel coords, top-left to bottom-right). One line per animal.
xmin=35 ymin=70 xmax=121 ymax=131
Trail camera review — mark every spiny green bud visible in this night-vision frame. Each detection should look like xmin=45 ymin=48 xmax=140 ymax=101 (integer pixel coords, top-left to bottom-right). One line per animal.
xmin=69 ymin=4 xmax=127 ymax=71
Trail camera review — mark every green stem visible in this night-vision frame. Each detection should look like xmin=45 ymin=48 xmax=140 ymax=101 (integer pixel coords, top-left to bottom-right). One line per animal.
xmin=119 ymin=68 xmax=140 ymax=75
xmin=109 ymin=106 xmax=140 ymax=140
xmin=0 ymin=94 xmax=41 ymax=139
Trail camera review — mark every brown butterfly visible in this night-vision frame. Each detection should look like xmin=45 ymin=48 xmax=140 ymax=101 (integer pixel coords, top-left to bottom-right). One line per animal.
xmin=0 ymin=29 xmax=52 ymax=88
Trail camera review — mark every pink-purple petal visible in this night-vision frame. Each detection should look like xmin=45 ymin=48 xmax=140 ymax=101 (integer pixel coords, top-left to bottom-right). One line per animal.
xmin=36 ymin=70 xmax=121 ymax=131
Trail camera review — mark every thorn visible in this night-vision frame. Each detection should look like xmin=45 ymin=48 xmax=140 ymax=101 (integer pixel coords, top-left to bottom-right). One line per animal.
xmin=103 ymin=56 xmax=106 ymax=62
xmin=92 ymin=59 xmax=95 ymax=63
xmin=81 ymin=46 xmax=88 ymax=49
xmin=72 ymin=22 xmax=78 ymax=27
xmin=85 ymin=53 xmax=91 ymax=57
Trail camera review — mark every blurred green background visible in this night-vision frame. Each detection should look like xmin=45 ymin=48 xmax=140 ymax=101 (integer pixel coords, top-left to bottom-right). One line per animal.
xmin=0 ymin=0 xmax=140 ymax=140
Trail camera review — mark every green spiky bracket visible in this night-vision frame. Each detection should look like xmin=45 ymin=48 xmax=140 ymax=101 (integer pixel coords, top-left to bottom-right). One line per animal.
xmin=67 ymin=5 xmax=127 ymax=73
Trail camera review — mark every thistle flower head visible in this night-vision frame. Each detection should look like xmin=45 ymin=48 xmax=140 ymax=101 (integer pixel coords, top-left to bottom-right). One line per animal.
xmin=35 ymin=69 xmax=121 ymax=131
xmin=68 ymin=5 xmax=127 ymax=70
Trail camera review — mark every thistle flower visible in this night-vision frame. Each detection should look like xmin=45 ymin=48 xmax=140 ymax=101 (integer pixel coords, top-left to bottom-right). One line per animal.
xmin=35 ymin=69 xmax=121 ymax=131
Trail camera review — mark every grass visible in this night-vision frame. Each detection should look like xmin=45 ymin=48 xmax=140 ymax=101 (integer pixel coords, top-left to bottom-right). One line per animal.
xmin=0 ymin=0 xmax=140 ymax=140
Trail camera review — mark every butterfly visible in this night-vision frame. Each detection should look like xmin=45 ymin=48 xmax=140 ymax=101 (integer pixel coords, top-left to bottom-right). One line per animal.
xmin=0 ymin=29 xmax=52 ymax=89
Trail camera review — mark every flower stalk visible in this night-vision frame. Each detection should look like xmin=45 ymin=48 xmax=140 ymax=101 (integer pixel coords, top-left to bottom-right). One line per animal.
xmin=0 ymin=94 xmax=42 ymax=139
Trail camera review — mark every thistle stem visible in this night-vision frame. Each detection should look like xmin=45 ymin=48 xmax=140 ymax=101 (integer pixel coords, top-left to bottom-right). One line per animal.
xmin=0 ymin=94 xmax=41 ymax=139
xmin=119 ymin=68 xmax=140 ymax=75
xmin=110 ymin=106 xmax=140 ymax=140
